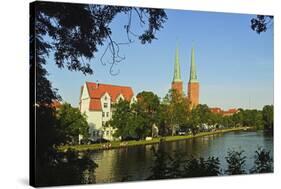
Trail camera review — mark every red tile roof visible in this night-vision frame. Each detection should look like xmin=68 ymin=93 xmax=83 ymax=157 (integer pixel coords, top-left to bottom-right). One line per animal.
xmin=210 ymin=107 xmax=238 ymax=116
xmin=210 ymin=107 xmax=222 ymax=113
xmin=84 ymin=82 xmax=134 ymax=111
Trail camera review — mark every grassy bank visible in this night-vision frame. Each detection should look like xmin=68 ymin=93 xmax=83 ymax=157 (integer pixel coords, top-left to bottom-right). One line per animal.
xmin=58 ymin=127 xmax=251 ymax=152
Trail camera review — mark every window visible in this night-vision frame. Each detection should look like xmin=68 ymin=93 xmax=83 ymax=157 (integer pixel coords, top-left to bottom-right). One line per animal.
xmin=104 ymin=103 xmax=108 ymax=108
xmin=102 ymin=112 xmax=105 ymax=117
xmin=102 ymin=121 xmax=105 ymax=126
xmin=106 ymin=112 xmax=109 ymax=117
xmin=104 ymin=96 xmax=107 ymax=100
xmin=106 ymin=130 xmax=109 ymax=135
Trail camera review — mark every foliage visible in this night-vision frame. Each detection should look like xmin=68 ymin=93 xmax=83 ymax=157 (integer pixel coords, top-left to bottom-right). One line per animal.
xmin=31 ymin=2 xmax=167 ymax=185
xmin=32 ymin=1 xmax=167 ymax=75
xmin=56 ymin=103 xmax=89 ymax=145
xmin=251 ymin=15 xmax=273 ymax=34
xmin=108 ymin=99 xmax=136 ymax=139
xmin=148 ymin=146 xmax=221 ymax=180
xmin=225 ymin=149 xmax=247 ymax=175
xmin=262 ymin=105 xmax=273 ymax=131
xmin=108 ymin=91 xmax=161 ymax=139
xmin=36 ymin=149 xmax=98 ymax=186
xmin=251 ymin=148 xmax=273 ymax=173
xmin=182 ymin=156 xmax=221 ymax=177
xmin=162 ymin=89 xmax=190 ymax=135
xmin=190 ymin=104 xmax=207 ymax=132
xmin=135 ymin=91 xmax=160 ymax=137
xmin=148 ymin=146 xmax=273 ymax=181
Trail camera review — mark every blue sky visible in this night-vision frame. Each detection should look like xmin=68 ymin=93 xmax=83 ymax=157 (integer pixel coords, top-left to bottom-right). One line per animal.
xmin=45 ymin=8 xmax=273 ymax=110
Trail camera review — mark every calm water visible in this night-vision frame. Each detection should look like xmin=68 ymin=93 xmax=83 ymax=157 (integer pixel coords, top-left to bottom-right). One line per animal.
xmin=89 ymin=131 xmax=273 ymax=183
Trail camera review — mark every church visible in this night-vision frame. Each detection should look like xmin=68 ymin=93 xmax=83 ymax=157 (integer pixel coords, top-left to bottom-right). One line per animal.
xmin=171 ymin=47 xmax=200 ymax=108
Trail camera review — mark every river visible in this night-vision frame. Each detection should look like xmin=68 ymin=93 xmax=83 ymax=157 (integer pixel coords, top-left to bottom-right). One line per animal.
xmin=89 ymin=131 xmax=273 ymax=183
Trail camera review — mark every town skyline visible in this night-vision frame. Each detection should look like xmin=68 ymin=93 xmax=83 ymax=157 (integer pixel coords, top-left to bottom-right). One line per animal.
xmin=44 ymin=9 xmax=273 ymax=110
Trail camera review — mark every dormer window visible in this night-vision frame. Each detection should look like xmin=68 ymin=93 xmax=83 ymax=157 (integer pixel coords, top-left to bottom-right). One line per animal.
xmin=104 ymin=96 xmax=107 ymax=100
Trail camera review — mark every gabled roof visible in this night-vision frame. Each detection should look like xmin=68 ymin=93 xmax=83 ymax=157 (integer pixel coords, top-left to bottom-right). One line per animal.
xmin=84 ymin=82 xmax=134 ymax=111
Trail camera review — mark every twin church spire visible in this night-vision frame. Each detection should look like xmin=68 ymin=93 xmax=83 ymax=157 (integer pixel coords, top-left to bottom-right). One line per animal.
xmin=171 ymin=45 xmax=200 ymax=107
xmin=173 ymin=47 xmax=182 ymax=82
xmin=172 ymin=46 xmax=198 ymax=83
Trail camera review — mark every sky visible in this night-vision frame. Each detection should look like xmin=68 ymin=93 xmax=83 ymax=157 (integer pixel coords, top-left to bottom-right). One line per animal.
xmin=45 ymin=8 xmax=274 ymax=110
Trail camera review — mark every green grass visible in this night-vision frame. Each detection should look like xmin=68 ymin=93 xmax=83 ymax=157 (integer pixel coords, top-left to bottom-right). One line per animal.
xmin=58 ymin=127 xmax=251 ymax=152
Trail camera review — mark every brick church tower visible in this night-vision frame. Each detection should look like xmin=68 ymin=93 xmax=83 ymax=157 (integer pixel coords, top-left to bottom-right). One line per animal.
xmin=187 ymin=47 xmax=199 ymax=108
xmin=171 ymin=47 xmax=183 ymax=95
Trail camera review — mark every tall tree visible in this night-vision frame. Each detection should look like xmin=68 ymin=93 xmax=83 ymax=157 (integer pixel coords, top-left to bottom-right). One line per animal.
xmin=135 ymin=91 xmax=160 ymax=137
xmin=189 ymin=104 xmax=212 ymax=134
xmin=162 ymin=89 xmax=190 ymax=135
xmin=108 ymin=99 xmax=136 ymax=139
xmin=56 ymin=103 xmax=89 ymax=145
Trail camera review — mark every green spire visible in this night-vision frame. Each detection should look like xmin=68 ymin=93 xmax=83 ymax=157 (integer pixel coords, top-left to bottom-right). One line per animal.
xmin=189 ymin=47 xmax=198 ymax=83
xmin=173 ymin=46 xmax=182 ymax=82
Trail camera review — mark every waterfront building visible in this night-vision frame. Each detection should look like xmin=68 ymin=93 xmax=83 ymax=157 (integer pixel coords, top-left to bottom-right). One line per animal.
xmin=79 ymin=82 xmax=137 ymax=141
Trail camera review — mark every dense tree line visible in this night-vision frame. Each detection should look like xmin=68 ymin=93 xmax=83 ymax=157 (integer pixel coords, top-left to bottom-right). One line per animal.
xmin=148 ymin=146 xmax=273 ymax=180
xmin=109 ymin=90 xmax=273 ymax=140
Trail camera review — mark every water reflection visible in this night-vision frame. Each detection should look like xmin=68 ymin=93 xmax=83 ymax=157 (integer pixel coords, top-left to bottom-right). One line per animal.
xmin=90 ymin=131 xmax=273 ymax=183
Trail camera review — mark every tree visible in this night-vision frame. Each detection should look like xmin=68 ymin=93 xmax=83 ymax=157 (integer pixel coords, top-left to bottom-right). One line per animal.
xmin=183 ymin=156 xmax=220 ymax=177
xmin=37 ymin=149 xmax=98 ymax=186
xmin=108 ymin=92 xmax=161 ymax=140
xmin=31 ymin=1 xmax=167 ymax=76
xmin=225 ymin=149 xmax=247 ymax=175
xmin=56 ymin=103 xmax=89 ymax=145
xmin=250 ymin=148 xmax=273 ymax=173
xmin=189 ymin=104 xmax=212 ymax=134
xmin=262 ymin=105 xmax=273 ymax=131
xmin=162 ymin=89 xmax=190 ymax=135
xmin=251 ymin=15 xmax=273 ymax=34
xmin=135 ymin=91 xmax=160 ymax=137
xmin=108 ymin=99 xmax=136 ymax=139
xmin=30 ymin=2 xmax=167 ymax=185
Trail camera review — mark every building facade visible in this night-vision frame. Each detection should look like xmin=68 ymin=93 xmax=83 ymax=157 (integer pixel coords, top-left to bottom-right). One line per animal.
xmin=171 ymin=47 xmax=200 ymax=108
xmin=79 ymin=82 xmax=136 ymax=141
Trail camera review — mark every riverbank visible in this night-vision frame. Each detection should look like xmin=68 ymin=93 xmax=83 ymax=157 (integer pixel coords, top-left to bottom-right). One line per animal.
xmin=58 ymin=127 xmax=251 ymax=152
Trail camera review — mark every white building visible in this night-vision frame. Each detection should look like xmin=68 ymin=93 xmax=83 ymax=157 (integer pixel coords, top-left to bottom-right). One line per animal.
xmin=79 ymin=82 xmax=136 ymax=141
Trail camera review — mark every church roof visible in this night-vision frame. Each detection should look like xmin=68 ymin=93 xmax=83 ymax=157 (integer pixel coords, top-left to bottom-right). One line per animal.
xmin=84 ymin=82 xmax=134 ymax=111
xmin=189 ymin=47 xmax=199 ymax=83
xmin=173 ymin=46 xmax=182 ymax=82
